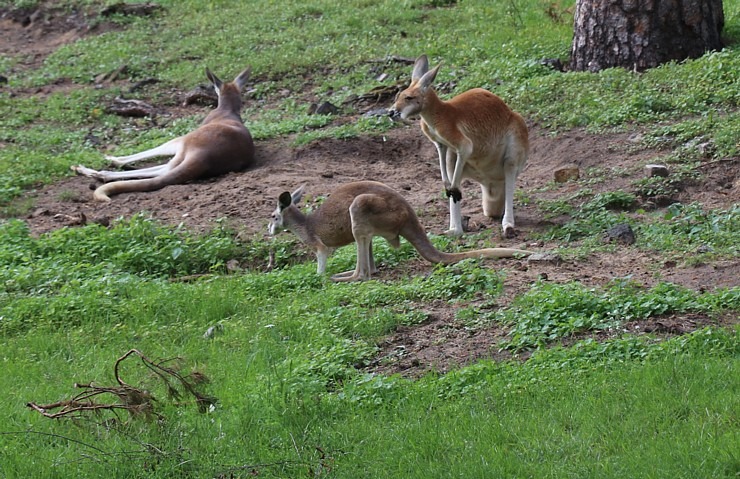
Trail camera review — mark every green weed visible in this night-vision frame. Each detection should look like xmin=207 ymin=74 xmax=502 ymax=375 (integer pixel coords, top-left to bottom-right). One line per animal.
xmin=495 ymin=280 xmax=738 ymax=351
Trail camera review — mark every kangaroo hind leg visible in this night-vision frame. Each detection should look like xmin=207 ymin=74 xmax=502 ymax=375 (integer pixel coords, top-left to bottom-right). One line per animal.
xmin=331 ymin=194 xmax=384 ymax=282
xmin=105 ymin=137 xmax=184 ymax=167
xmin=481 ymin=180 xmax=505 ymax=218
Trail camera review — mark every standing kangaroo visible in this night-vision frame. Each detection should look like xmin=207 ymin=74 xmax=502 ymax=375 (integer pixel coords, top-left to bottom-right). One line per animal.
xmin=389 ymin=55 xmax=529 ymax=238
xmin=72 ymin=67 xmax=255 ymax=201
xmin=268 ymin=181 xmax=533 ymax=282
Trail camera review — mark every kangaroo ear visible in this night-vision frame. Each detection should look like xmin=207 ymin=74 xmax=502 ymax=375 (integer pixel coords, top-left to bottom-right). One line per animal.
xmin=418 ymin=63 xmax=441 ymax=90
xmin=234 ymin=66 xmax=252 ymax=90
xmin=206 ymin=68 xmax=223 ymax=93
xmin=411 ymin=55 xmax=429 ymax=82
xmin=290 ymin=184 xmax=306 ymax=205
xmin=278 ymin=192 xmax=293 ymax=210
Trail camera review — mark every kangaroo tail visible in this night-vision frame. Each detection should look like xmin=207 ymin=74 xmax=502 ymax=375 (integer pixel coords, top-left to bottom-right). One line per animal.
xmin=93 ymin=164 xmax=207 ymax=202
xmin=408 ymin=232 xmax=533 ymax=264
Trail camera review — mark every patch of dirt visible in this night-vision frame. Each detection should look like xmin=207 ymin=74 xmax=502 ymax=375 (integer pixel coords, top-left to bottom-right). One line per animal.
xmin=0 ymin=3 xmax=122 ymax=77
xmin=5 ymin=5 xmax=739 ymax=377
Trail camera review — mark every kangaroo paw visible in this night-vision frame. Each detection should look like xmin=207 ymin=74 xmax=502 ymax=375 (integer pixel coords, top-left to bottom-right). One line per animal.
xmin=331 ymin=271 xmax=369 ymax=282
xmin=71 ymin=165 xmax=99 ymax=178
xmin=331 ymin=270 xmax=357 ymax=279
xmin=503 ymin=225 xmax=517 ymax=239
xmin=445 ymin=188 xmax=462 ymax=202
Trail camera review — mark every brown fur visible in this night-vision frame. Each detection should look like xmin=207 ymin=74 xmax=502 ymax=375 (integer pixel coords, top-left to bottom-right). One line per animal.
xmin=72 ymin=67 xmax=255 ymax=201
xmin=390 ymin=55 xmax=529 ymax=238
xmin=269 ymin=181 xmax=533 ymax=282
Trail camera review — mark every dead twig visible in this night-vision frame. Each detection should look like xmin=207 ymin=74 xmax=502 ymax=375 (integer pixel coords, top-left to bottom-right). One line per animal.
xmin=28 ymin=349 xmax=216 ymax=421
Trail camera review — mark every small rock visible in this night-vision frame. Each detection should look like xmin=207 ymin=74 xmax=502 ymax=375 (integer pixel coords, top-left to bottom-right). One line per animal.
xmin=603 ymin=223 xmax=635 ymax=245
xmin=320 ymin=172 xmax=334 ymax=178
xmin=203 ymin=324 xmax=224 ymax=340
xmin=644 ymin=164 xmax=669 ymax=177
xmin=182 ymin=85 xmax=218 ymax=107
xmin=526 ymin=253 xmax=563 ymax=265
xmin=105 ymin=97 xmax=156 ymax=117
xmin=314 ymin=101 xmax=339 ymax=115
xmin=363 ymin=107 xmax=391 ymax=118
xmin=553 ymin=165 xmax=580 ymax=183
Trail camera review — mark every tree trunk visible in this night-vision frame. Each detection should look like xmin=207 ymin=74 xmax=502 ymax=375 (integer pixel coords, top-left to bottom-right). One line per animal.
xmin=570 ymin=0 xmax=724 ymax=72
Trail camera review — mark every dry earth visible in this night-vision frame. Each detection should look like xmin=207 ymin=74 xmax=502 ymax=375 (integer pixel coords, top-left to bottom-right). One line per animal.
xmin=3 ymin=4 xmax=738 ymax=377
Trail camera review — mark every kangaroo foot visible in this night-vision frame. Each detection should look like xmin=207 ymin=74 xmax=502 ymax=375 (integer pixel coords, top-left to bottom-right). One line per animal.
xmin=503 ymin=225 xmax=517 ymax=239
xmin=331 ymin=273 xmax=367 ymax=282
xmin=71 ymin=165 xmax=103 ymax=181
xmin=331 ymin=270 xmax=357 ymax=279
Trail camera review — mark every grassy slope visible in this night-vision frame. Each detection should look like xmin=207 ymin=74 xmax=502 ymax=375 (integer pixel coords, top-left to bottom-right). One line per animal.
xmin=0 ymin=0 xmax=739 ymax=477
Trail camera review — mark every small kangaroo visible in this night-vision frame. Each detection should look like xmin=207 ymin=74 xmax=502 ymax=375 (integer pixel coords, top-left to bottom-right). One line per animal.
xmin=389 ymin=55 xmax=529 ymax=238
xmin=268 ymin=181 xmax=533 ymax=282
xmin=72 ymin=67 xmax=256 ymax=201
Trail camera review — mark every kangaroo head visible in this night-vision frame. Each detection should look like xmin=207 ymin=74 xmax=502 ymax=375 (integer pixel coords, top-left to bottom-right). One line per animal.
xmin=268 ymin=185 xmax=305 ymax=235
xmin=390 ymin=55 xmax=441 ymax=120
xmin=206 ymin=66 xmax=251 ymax=110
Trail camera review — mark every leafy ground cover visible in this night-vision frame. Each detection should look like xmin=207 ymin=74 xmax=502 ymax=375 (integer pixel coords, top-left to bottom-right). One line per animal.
xmin=0 ymin=0 xmax=738 ymax=477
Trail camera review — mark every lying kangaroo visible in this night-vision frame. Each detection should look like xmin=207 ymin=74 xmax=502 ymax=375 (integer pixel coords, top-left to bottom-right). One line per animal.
xmin=389 ymin=55 xmax=529 ymax=238
xmin=72 ymin=67 xmax=256 ymax=201
xmin=268 ymin=181 xmax=533 ymax=282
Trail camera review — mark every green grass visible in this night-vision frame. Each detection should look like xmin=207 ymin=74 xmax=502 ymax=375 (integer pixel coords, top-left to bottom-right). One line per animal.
xmin=1 ymin=0 xmax=739 ymax=476
xmin=0 ymin=217 xmax=738 ymax=477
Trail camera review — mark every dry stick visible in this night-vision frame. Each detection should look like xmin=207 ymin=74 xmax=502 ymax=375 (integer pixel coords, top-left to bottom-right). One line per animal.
xmin=27 ymin=401 xmax=134 ymax=419
xmin=28 ymin=349 xmax=214 ymax=420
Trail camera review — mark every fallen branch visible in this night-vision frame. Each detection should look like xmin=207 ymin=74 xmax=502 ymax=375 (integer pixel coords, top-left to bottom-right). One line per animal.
xmin=28 ymin=349 xmax=216 ymax=421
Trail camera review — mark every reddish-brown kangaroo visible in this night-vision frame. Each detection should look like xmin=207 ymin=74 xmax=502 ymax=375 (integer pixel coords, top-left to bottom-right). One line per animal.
xmin=268 ymin=181 xmax=533 ymax=282
xmin=390 ymin=55 xmax=529 ymax=238
xmin=72 ymin=67 xmax=255 ymax=201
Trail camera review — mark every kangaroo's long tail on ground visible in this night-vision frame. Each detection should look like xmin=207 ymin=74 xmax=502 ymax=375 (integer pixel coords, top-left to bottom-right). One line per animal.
xmin=405 ymin=228 xmax=533 ymax=264
xmin=93 ymin=164 xmax=208 ymax=202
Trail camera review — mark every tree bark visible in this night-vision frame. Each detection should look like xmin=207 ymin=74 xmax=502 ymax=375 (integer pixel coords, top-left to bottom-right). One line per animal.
xmin=570 ymin=0 xmax=725 ymax=72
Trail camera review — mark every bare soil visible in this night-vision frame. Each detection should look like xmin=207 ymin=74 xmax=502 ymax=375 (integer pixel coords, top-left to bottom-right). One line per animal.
xmin=3 ymin=4 xmax=739 ymax=377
